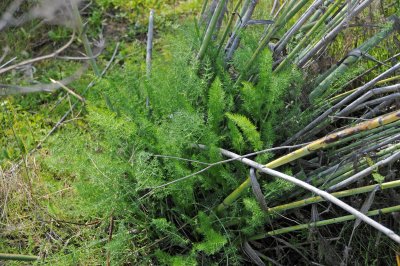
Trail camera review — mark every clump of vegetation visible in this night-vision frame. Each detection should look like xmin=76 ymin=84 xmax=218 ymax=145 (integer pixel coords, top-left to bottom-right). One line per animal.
xmin=1 ymin=0 xmax=400 ymax=265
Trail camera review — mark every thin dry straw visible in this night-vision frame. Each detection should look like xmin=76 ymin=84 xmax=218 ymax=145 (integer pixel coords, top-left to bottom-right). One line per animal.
xmin=202 ymin=145 xmax=400 ymax=244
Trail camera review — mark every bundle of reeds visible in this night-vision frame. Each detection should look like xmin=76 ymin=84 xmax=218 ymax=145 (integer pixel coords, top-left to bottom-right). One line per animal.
xmin=196 ymin=0 xmax=400 ymax=263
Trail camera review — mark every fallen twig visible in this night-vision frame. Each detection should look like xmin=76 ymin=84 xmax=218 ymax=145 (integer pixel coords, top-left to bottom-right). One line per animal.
xmin=0 ymin=63 xmax=88 ymax=95
xmin=49 ymin=78 xmax=85 ymax=102
xmin=0 ymin=31 xmax=76 ymax=75
xmin=138 ymin=143 xmax=311 ymax=200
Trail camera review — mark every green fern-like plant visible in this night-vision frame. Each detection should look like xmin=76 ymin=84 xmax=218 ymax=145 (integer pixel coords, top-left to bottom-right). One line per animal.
xmin=152 ymin=218 xmax=189 ymax=246
xmin=195 ymin=212 xmax=227 ymax=255
xmin=207 ymin=77 xmax=226 ymax=131
xmin=242 ymin=197 xmax=267 ymax=236
xmin=240 ymin=81 xmax=264 ymax=121
xmin=155 ymin=250 xmax=197 ymax=266
xmin=226 ymin=113 xmax=263 ymax=151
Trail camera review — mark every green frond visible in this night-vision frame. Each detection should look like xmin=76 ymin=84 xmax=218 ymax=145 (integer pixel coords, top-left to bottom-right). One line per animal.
xmin=242 ymin=197 xmax=267 ymax=235
xmin=227 ymin=120 xmax=245 ymax=152
xmin=155 ymin=250 xmax=197 ymax=266
xmin=257 ymin=49 xmax=273 ymax=91
xmin=240 ymin=81 xmax=263 ymax=120
xmin=207 ymin=77 xmax=226 ymax=131
xmin=194 ymin=212 xmax=227 ymax=255
xmin=152 ymin=218 xmax=189 ymax=246
xmin=226 ymin=113 xmax=263 ymax=151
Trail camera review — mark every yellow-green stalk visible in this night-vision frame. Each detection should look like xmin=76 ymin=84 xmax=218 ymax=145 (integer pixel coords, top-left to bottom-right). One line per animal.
xmin=250 ymin=205 xmax=400 ymax=240
xmin=0 ymin=253 xmax=39 ymax=261
xmin=268 ymin=180 xmax=400 ymax=214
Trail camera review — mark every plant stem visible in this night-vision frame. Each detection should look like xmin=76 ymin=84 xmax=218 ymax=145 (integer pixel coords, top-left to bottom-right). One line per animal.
xmin=0 ymin=253 xmax=39 ymax=261
xmin=297 ymin=0 xmax=374 ymax=67
xmin=328 ymin=150 xmax=400 ymax=191
xmin=216 ymin=0 xmax=243 ymax=56
xmin=274 ymin=0 xmax=325 ymax=56
xmin=275 ymin=0 xmax=343 ymax=72
xmin=250 ymin=205 xmax=400 ymax=240
xmin=197 ymin=0 xmax=228 ymax=61
xmin=225 ymin=0 xmax=259 ymax=61
xmin=268 ymin=180 xmax=400 ymax=214
xmin=309 ymin=21 xmax=396 ymax=102
xmin=199 ymin=0 xmax=209 ymax=24
xmin=225 ymin=0 xmax=251 ymax=52
xmin=283 ymin=62 xmax=400 ymax=145
xmin=234 ymin=0 xmax=305 ymax=85
xmin=70 ymin=0 xmax=100 ymax=76
xmin=146 ymin=9 xmax=155 ymax=78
